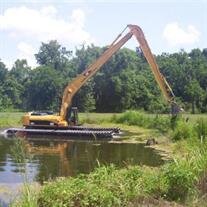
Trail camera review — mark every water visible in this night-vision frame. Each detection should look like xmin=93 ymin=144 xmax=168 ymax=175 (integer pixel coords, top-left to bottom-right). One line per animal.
xmin=0 ymin=134 xmax=164 ymax=205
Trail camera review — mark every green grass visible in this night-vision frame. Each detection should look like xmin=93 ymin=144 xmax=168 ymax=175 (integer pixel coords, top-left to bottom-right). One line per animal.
xmin=111 ymin=111 xmax=171 ymax=133
xmin=37 ymin=165 xmax=164 ymax=207
xmin=0 ymin=112 xmax=24 ymax=128
xmin=79 ymin=112 xmax=116 ymax=124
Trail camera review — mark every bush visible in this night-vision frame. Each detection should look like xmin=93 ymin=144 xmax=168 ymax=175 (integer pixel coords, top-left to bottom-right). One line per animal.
xmin=172 ymin=121 xmax=194 ymax=141
xmin=114 ymin=111 xmax=171 ymax=133
xmin=115 ymin=111 xmax=148 ymax=127
xmin=149 ymin=115 xmax=171 ymax=133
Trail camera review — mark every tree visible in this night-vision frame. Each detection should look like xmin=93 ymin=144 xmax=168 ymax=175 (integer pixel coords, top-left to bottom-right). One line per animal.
xmin=185 ymin=80 xmax=206 ymax=113
xmin=1 ymin=77 xmax=23 ymax=108
xmin=35 ymin=40 xmax=72 ymax=71
xmin=2 ymin=42 xmax=207 ymax=113
xmin=24 ymin=66 xmax=65 ymax=111
xmin=0 ymin=60 xmax=7 ymax=82
xmin=10 ymin=59 xmax=31 ymax=79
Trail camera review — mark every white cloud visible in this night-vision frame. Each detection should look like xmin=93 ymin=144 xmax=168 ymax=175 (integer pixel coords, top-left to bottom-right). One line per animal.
xmin=71 ymin=9 xmax=85 ymax=28
xmin=17 ymin=42 xmax=37 ymax=67
xmin=41 ymin=5 xmax=57 ymax=17
xmin=163 ymin=22 xmax=200 ymax=46
xmin=0 ymin=6 xmax=94 ymax=44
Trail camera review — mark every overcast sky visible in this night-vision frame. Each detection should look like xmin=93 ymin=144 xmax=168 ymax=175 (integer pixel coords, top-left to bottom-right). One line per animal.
xmin=0 ymin=0 xmax=206 ymax=69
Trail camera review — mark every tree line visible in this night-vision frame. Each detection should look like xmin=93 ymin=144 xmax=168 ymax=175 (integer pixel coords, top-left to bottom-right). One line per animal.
xmin=0 ymin=40 xmax=207 ymax=114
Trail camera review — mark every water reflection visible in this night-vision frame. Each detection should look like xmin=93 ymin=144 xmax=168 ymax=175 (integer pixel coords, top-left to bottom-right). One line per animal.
xmin=0 ymin=136 xmax=164 ymax=184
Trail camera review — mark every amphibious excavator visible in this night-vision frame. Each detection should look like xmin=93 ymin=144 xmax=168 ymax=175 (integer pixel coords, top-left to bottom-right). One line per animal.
xmin=7 ymin=24 xmax=180 ymax=138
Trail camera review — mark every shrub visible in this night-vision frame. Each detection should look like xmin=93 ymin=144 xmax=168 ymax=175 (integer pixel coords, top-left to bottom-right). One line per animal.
xmin=172 ymin=121 xmax=194 ymax=141
xmin=114 ymin=110 xmax=171 ymax=132
xmin=115 ymin=111 xmax=148 ymax=127
xmin=149 ymin=115 xmax=171 ymax=133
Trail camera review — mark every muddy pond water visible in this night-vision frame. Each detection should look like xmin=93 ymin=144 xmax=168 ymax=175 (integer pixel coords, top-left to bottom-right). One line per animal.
xmin=0 ymin=133 xmax=164 ymax=206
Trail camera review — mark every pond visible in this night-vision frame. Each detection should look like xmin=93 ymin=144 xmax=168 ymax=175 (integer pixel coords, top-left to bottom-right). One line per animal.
xmin=0 ymin=133 xmax=164 ymax=206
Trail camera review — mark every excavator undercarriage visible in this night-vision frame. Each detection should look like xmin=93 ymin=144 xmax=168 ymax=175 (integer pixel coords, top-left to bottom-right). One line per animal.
xmin=6 ymin=127 xmax=120 ymax=139
xmin=7 ymin=108 xmax=120 ymax=139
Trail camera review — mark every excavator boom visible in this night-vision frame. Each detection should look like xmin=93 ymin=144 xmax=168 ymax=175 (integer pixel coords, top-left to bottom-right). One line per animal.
xmin=128 ymin=25 xmax=175 ymax=102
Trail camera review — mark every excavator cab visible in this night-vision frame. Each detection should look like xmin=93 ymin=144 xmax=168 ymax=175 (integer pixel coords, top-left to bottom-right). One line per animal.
xmin=67 ymin=107 xmax=78 ymax=126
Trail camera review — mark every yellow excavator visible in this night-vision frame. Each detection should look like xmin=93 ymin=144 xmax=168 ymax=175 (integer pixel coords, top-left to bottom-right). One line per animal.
xmin=22 ymin=24 xmax=179 ymax=128
xmin=9 ymin=24 xmax=179 ymax=138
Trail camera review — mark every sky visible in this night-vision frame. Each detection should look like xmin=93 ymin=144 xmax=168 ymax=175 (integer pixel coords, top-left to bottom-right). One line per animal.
xmin=0 ymin=0 xmax=206 ymax=69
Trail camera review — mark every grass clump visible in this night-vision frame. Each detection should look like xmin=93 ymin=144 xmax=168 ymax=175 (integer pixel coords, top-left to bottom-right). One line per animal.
xmin=163 ymin=159 xmax=197 ymax=201
xmin=113 ymin=111 xmax=171 ymax=133
xmin=195 ymin=118 xmax=207 ymax=142
xmin=11 ymin=183 xmax=39 ymax=207
xmin=163 ymin=145 xmax=207 ymax=202
xmin=172 ymin=118 xmax=207 ymax=142
xmin=38 ymin=165 xmax=168 ymax=207
xmin=10 ymin=138 xmax=39 ymax=207
xmin=114 ymin=110 xmax=148 ymax=127
xmin=172 ymin=120 xmax=194 ymax=141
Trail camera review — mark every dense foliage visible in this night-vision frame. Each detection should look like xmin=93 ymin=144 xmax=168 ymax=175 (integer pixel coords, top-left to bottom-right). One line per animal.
xmin=1 ymin=40 xmax=207 ymax=113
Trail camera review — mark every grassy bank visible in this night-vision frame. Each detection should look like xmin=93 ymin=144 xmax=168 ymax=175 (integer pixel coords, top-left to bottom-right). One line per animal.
xmin=14 ymin=143 xmax=207 ymax=207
